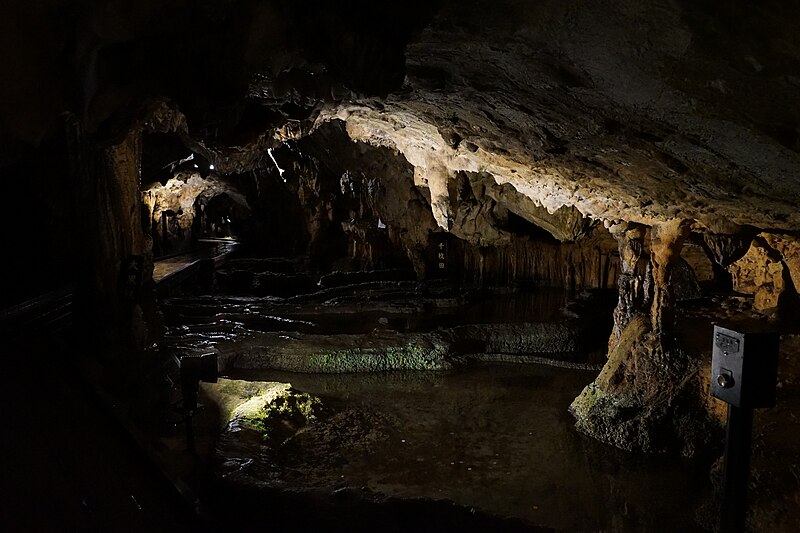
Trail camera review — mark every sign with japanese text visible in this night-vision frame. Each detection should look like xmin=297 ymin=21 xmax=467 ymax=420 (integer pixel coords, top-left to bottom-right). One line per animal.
xmin=430 ymin=234 xmax=448 ymax=278
xmin=121 ymin=255 xmax=144 ymax=301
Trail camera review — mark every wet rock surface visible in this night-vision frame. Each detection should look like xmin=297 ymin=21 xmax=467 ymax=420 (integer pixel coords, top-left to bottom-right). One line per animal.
xmin=156 ymin=266 xmax=713 ymax=531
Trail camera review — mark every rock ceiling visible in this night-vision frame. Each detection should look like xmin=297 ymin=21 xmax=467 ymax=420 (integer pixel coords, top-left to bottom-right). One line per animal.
xmin=312 ymin=0 xmax=800 ymax=233
xmin=3 ymin=0 xmax=800 ymax=233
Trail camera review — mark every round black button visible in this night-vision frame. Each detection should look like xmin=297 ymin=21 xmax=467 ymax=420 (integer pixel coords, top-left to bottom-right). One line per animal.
xmin=717 ymin=374 xmax=734 ymax=389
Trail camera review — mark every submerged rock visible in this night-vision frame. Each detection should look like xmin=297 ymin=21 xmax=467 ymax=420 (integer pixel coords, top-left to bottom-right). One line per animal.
xmin=318 ymin=269 xmax=416 ymax=288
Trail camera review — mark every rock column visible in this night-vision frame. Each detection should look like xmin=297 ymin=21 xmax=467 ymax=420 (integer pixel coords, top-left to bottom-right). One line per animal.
xmin=608 ymin=223 xmax=650 ymax=350
xmin=571 ymin=219 xmax=711 ymax=455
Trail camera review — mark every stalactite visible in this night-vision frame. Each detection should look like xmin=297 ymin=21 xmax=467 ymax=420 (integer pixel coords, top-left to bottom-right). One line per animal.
xmin=457 ymin=228 xmax=620 ymax=289
xmin=648 ymin=220 xmax=691 ymax=338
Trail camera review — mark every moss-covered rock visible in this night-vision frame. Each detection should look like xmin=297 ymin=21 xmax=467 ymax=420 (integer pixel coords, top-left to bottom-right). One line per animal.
xmin=304 ymin=334 xmax=451 ymax=372
xmin=571 ymin=323 xmax=717 ymax=456
xmin=201 ymin=379 xmax=323 ymax=443
xmin=232 ymin=388 xmax=323 ymax=444
xmin=228 ymin=330 xmax=455 ymax=373
xmin=224 ymin=322 xmax=587 ymax=373
xmin=595 ymin=313 xmax=651 ymax=393
xmin=201 ymin=379 xmax=293 ymax=428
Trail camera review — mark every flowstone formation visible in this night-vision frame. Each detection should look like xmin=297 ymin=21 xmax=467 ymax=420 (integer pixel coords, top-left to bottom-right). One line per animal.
xmin=569 ymin=222 xmax=798 ymax=454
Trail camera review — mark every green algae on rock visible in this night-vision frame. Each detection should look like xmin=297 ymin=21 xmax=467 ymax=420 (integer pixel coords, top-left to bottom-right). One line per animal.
xmin=202 ymin=379 xmax=323 ymax=444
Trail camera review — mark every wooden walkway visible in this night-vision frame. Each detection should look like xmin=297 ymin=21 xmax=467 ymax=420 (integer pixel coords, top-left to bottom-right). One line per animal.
xmin=153 ymin=239 xmax=238 ymax=284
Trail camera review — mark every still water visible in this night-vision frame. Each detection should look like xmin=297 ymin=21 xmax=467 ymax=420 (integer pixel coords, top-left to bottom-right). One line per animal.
xmin=227 ymin=364 xmax=711 ymax=532
xmin=166 ymin=283 xmax=707 ymax=530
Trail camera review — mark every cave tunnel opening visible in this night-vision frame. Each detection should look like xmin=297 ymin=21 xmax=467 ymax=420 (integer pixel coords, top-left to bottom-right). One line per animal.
xmin=502 ymin=210 xmax=563 ymax=244
xmin=201 ymin=192 xmax=248 ymax=240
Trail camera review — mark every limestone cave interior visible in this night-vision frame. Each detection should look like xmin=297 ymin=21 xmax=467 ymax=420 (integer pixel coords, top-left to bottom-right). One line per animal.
xmin=2 ymin=1 xmax=800 ymax=532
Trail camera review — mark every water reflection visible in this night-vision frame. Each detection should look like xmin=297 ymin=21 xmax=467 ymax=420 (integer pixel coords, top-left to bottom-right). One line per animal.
xmin=224 ymin=365 xmax=711 ymax=532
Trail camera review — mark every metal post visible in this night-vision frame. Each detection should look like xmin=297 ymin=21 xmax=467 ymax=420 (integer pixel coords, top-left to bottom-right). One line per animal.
xmin=181 ymin=374 xmax=198 ymax=454
xmin=720 ymin=404 xmax=753 ymax=533
xmin=183 ymin=414 xmax=195 ymax=453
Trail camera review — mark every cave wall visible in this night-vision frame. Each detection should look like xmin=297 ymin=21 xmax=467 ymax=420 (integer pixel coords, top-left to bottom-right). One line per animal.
xmin=291 ymin=122 xmax=437 ymax=274
xmin=282 ymin=121 xmax=626 ymax=289
xmin=729 ymin=233 xmax=800 ymax=313
xmin=68 ymin=121 xmax=157 ymax=350
xmin=1 ymin=130 xmax=79 ymax=308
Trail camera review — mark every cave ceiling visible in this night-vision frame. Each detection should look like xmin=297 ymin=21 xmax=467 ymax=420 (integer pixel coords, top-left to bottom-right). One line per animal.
xmin=3 ymin=0 xmax=800 ymax=233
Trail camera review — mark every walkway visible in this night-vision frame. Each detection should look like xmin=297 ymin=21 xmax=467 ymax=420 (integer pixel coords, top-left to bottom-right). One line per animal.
xmin=153 ymin=239 xmax=239 ymax=284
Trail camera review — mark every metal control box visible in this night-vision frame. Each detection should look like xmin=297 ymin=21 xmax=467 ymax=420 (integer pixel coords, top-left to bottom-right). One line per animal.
xmin=710 ymin=325 xmax=779 ymax=408
xmin=178 ymin=352 xmax=219 ymax=383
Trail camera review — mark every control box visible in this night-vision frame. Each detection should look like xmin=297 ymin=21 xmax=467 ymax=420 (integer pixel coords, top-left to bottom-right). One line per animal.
xmin=178 ymin=352 xmax=219 ymax=383
xmin=710 ymin=325 xmax=779 ymax=408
